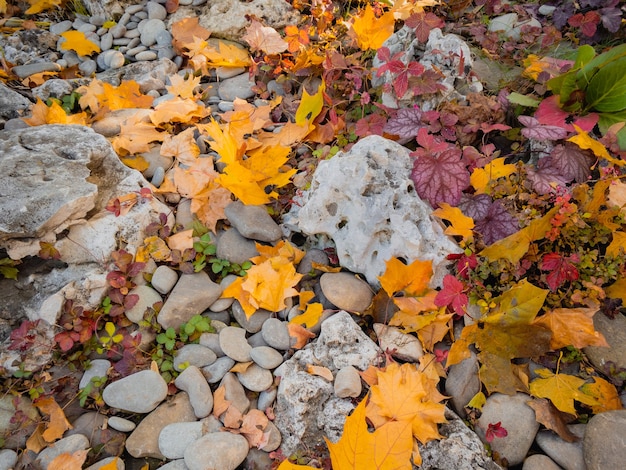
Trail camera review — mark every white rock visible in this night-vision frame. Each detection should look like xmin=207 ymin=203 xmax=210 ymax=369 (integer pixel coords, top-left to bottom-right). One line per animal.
xmin=373 ymin=324 xmax=423 ymax=362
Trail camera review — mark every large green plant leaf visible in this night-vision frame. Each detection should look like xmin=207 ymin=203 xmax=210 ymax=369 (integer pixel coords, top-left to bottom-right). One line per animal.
xmin=598 ymin=111 xmax=626 ymax=150
xmin=585 ymin=59 xmax=626 ymax=112
xmin=576 ymin=43 xmax=626 ymax=91
xmin=548 ymin=45 xmax=595 ymax=108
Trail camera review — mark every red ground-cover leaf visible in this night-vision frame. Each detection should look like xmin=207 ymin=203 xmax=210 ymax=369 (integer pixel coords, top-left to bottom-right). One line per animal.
xmin=384 ymin=106 xmax=426 ymax=139
xmin=540 ymin=253 xmax=580 ymax=291
xmin=9 ymin=320 xmax=41 ymax=351
xmin=405 ymin=11 xmax=445 ymax=43
xmin=568 ymin=11 xmax=601 ymax=37
xmin=474 ymin=200 xmax=519 ymax=245
xmin=435 ymin=274 xmax=468 ymax=315
xmin=485 ymin=422 xmax=508 ymax=443
xmin=534 ymin=96 xmax=598 ymax=133
xmin=411 ymin=145 xmax=470 ymax=207
xmin=526 ymin=157 xmax=570 ymax=195
xmin=549 ymin=143 xmax=594 ymax=183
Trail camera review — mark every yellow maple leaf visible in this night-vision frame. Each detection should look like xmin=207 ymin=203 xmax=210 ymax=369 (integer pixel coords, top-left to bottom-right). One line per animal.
xmin=327 ymin=398 xmax=414 ymax=470
xmin=390 ymin=0 xmax=440 ymax=20
xmin=533 ymin=308 xmax=609 ymax=349
xmin=25 ymin=0 xmax=62 ymax=15
xmin=170 ymin=17 xmax=211 ymax=54
xmin=150 ymin=97 xmax=209 ymax=125
xmin=60 ymin=30 xmax=101 ymax=56
xmin=276 ymin=460 xmax=319 ymax=470
xmin=161 ymin=127 xmax=200 ymax=166
xmin=484 ymin=278 xmax=548 ymax=326
xmin=33 ymin=396 xmax=72 ymax=442
xmin=389 ymin=293 xmax=441 ymax=333
xmin=606 ymin=230 xmax=626 ymax=257
xmin=530 ymin=368 xmax=601 ymax=415
xmin=76 ymin=79 xmax=105 ymax=112
xmin=480 ymin=207 xmax=557 ymax=264
xmin=580 ymin=377 xmax=623 ymax=413
xmin=606 ymin=278 xmax=626 ymax=302
xmin=98 ymin=81 xmax=154 ymax=111
xmin=365 ymin=363 xmax=446 ymax=463
xmin=432 ymin=203 xmax=474 ymax=240
xmin=253 ymin=240 xmax=305 ymax=265
xmin=112 ymin=116 xmax=165 ymax=155
xmin=202 ymin=40 xmax=251 ymax=68
xmin=470 ymin=157 xmax=517 ymax=194
xmin=568 ymin=124 xmax=626 ymax=167
xmin=289 ymin=302 xmax=324 ymax=328
xmin=352 ymin=4 xmax=395 ymax=51
xmin=23 ymin=99 xmax=89 ymax=126
xmin=166 ymin=74 xmax=202 ymax=100
xmin=295 ymin=80 xmax=325 ymax=125
xmin=378 ymin=257 xmax=433 ymax=297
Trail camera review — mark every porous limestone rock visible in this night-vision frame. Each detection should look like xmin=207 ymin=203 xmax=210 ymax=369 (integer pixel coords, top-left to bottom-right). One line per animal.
xmin=0 ymin=83 xmax=31 ymax=121
xmin=284 ymin=135 xmax=460 ymax=288
xmin=273 ymin=311 xmax=381 ymax=455
xmin=372 ymin=26 xmax=482 ymax=110
xmin=168 ymin=0 xmax=300 ymax=42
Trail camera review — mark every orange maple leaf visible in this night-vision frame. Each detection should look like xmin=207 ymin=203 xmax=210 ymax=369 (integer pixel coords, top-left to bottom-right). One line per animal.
xmin=166 ymin=74 xmax=202 ymax=100
xmin=242 ymin=18 xmax=288 ymax=55
xmin=432 ymin=203 xmax=475 ymax=241
xmin=97 ymin=81 xmax=154 ymax=111
xmin=170 ymin=17 xmax=211 ymax=54
xmin=161 ymin=127 xmax=200 ymax=166
xmin=284 ymin=25 xmax=310 ymax=53
xmin=327 ymin=398 xmax=414 ymax=469
xmin=60 ymin=30 xmax=100 ymax=56
xmin=48 ymin=450 xmax=89 ymax=470
xmin=351 ymin=4 xmax=395 ymax=51
xmin=533 ymin=308 xmax=609 ymax=349
xmin=378 ymin=257 xmax=433 ymax=297
xmin=23 ymin=99 xmax=89 ymax=126
xmin=33 ymin=396 xmax=72 ymax=442
xmin=111 ymin=115 xmax=166 ymax=155
xmin=366 ymin=363 xmax=446 ymax=452
xmin=150 ymin=97 xmax=209 ymax=126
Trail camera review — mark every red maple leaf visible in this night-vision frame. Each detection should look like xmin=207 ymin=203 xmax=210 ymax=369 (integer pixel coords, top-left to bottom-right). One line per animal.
xmin=568 ymin=11 xmax=601 ymax=37
xmin=434 ymin=274 xmax=468 ymax=315
xmin=405 ymin=11 xmax=445 ymax=43
xmin=539 ymin=252 xmax=580 ymax=291
xmin=376 ymin=47 xmax=425 ymax=98
xmin=485 ymin=422 xmax=508 ymax=443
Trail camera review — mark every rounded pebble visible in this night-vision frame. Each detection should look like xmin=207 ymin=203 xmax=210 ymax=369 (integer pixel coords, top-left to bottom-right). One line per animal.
xmin=184 ymin=432 xmax=249 ymax=470
xmin=151 ymin=166 xmax=165 ymax=187
xmin=79 ymin=358 xmax=110 ymax=389
xmin=217 ymin=73 xmax=256 ymax=101
xmin=140 ymin=19 xmax=166 ymax=47
xmin=334 ymin=365 xmax=362 ymax=398
xmin=36 ymin=434 xmax=90 ymax=469
xmin=320 ymin=272 xmax=373 ymax=312
xmin=232 ymin=301 xmax=271 ymax=333
xmin=203 ymin=356 xmax=235 ymax=383
xmin=125 ymin=285 xmax=162 ymax=323
xmin=173 ymin=344 xmax=217 ymax=371
xmin=258 ymin=387 xmax=277 ymax=412
xmin=583 ymin=410 xmax=626 ymax=470
xmin=159 ymin=421 xmax=203 ymax=459
xmin=107 ymin=416 xmax=136 ymax=432
xmin=522 ymin=454 xmax=562 ymax=470
xmin=237 ymin=363 xmax=274 ymax=392
xmin=199 ymin=332 xmax=225 ymax=357
xmin=151 ymin=265 xmax=179 ymax=294
xmin=261 ymin=318 xmax=291 ymax=350
xmin=102 ymin=370 xmax=168 ymax=413
xmin=250 ymin=346 xmax=284 ymax=370
xmin=536 ymin=425 xmax=585 ymax=470
xmin=219 ymin=326 xmax=252 ymax=362
xmin=147 ymin=1 xmax=167 ymax=20
xmin=135 ymin=50 xmax=158 ymax=61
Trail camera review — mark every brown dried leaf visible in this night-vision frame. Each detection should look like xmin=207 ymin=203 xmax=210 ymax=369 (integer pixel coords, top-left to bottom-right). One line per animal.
xmin=527 ymin=398 xmax=579 ymax=442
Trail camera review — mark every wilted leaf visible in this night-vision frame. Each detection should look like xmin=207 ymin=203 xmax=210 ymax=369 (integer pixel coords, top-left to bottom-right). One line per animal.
xmin=579 ymin=376 xmax=623 ymax=413
xmin=411 ymin=147 xmax=470 ymax=207
xmin=242 ymin=19 xmax=288 ymax=55
xmin=307 ymin=364 xmax=334 ymax=381
xmin=378 ymin=257 xmax=433 ymax=297
xmin=328 ymin=398 xmax=413 ymax=469
xmin=351 ymin=4 xmax=395 ymax=51
xmin=287 ymin=323 xmax=315 ymax=349
xmin=112 ymin=115 xmax=165 ymax=155
xmin=527 ymin=398 xmax=579 ymax=443
xmin=533 ymin=308 xmax=609 ymax=349
xmin=60 ymin=30 xmax=101 ymax=56
xmin=485 ymin=279 xmax=548 ymax=326
xmin=34 ymin=396 xmax=72 ymax=442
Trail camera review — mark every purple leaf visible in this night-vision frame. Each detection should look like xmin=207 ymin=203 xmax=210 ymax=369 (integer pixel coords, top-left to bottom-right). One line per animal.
xmin=553 ymin=3 xmax=576 ymax=30
xmin=474 ymin=200 xmax=519 ymax=245
xmin=411 ymin=147 xmax=470 ymax=207
xmin=384 ymin=107 xmax=426 ymax=139
xmin=526 ymin=157 xmax=570 ymax=195
xmin=600 ymin=7 xmax=622 ymax=33
xmin=519 ymin=115 xmax=568 ymax=141
xmin=459 ymin=193 xmax=492 ymax=221
xmin=549 ymin=142 xmax=594 ymax=183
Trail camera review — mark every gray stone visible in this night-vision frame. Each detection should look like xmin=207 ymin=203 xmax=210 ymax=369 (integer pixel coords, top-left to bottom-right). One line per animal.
xmin=536 ymin=424 xmax=585 ymax=470
xmin=125 ymin=392 xmax=196 ymax=459
xmin=237 ymin=363 xmax=274 ymax=392
xmin=584 ymin=312 xmax=626 ymax=371
xmin=244 ymin=449 xmax=273 ymax=470
xmin=250 ymin=346 xmax=284 ymax=370
xmin=96 ymin=58 xmax=178 ymax=94
xmin=158 ymin=460 xmax=188 ymax=470
xmin=216 ymin=227 xmax=259 ymax=265
xmin=11 ymin=62 xmax=61 ymax=79
xmin=201 ymin=414 xmax=223 ymax=433
xmin=102 ymin=370 xmax=168 ymax=413
xmin=159 ymin=421 xmax=204 ymax=459
xmin=158 ymin=271 xmax=222 ymax=330
xmin=79 ymin=358 xmax=110 ymax=389
xmin=218 ymin=72 xmax=256 ymax=101
xmin=419 ymin=408 xmax=502 ymax=470
xmin=174 ymin=344 xmax=217 ymax=371
xmin=50 ymin=20 xmax=73 ymax=35
xmin=320 ymin=272 xmax=373 ymax=313
xmin=100 ymin=32 xmax=114 ymax=51
xmin=168 ymin=1 xmax=299 ymax=42
xmin=184 ymin=432 xmax=249 ymax=470
xmin=0 ymin=394 xmax=39 ymax=449
xmin=224 ymin=201 xmax=282 ymax=242
xmin=334 ymin=366 xmax=362 ymax=398
xmin=91 ymin=108 xmax=149 ymax=137
xmin=232 ymin=301 xmax=271 ymax=333
xmin=107 ymin=416 xmax=136 ymax=432
xmin=584 ymin=410 xmax=626 ymax=470
xmin=140 ymin=19 xmax=166 ymax=46
xmin=203 ymin=356 xmax=236 ymax=383
xmin=135 ymin=50 xmax=158 ymax=61
xmin=35 ymin=434 xmax=90 ymax=469
xmin=373 ymin=323 xmax=423 ymax=362
xmin=445 ymin=351 xmax=480 ymax=417
xmin=31 ymin=79 xmax=74 ymax=102
xmin=0 ymin=83 xmax=31 ymax=120
xmin=489 ymin=13 xmax=542 ymax=41
xmin=260 ymin=421 xmax=282 ymax=452
xmin=285 ymin=136 xmax=459 ymax=288
xmin=261 ymin=318 xmax=291 ymax=350
xmin=476 ymin=393 xmax=539 ymax=466
xmin=199 ymin=332 xmax=225 ymax=357
xmin=219 ymin=372 xmax=251 ymax=415
xmin=175 ymin=365 xmax=213 ymax=418
xmin=258 ymin=387 xmax=277 ymax=412
xmin=147 ymin=1 xmax=167 ymax=20
xmin=80 ymin=59 xmax=98 ymax=76
xmin=522 ymin=454 xmax=561 ymax=470
xmin=0 ymin=449 xmax=17 ymax=470
xmin=219 ymin=326 xmax=252 ymax=362
xmin=125 ymin=285 xmax=162 ymax=323
xmin=297 ymin=248 xmax=329 ymax=277
xmin=247 ymin=330 xmax=270 ymax=348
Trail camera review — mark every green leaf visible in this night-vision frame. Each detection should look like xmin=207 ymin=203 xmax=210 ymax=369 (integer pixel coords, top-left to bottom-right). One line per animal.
xmin=585 ymin=58 xmax=626 ymax=112
xmin=507 ymin=92 xmax=540 ymax=107
xmin=598 ymin=111 xmax=626 ymax=150
xmin=577 ymin=44 xmax=626 ymax=91
xmin=0 ymin=265 xmax=18 ymax=280
xmin=105 ymin=321 xmax=116 ymax=337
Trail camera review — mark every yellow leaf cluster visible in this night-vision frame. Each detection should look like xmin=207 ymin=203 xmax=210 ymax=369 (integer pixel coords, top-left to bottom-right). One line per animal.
xmin=432 ymin=203 xmax=474 ymax=241
xmin=25 ymin=0 xmax=62 ymax=15
xmin=351 ymin=4 xmax=396 ymax=51
xmin=470 ymin=157 xmax=517 ymax=194
xmin=568 ymin=125 xmax=626 ymax=167
xmin=76 ymin=80 xmax=154 ymax=113
xmin=23 ymin=99 xmax=89 ymax=126
xmin=60 ymin=30 xmax=101 ymax=56
xmin=222 ymin=241 xmax=304 ymax=317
